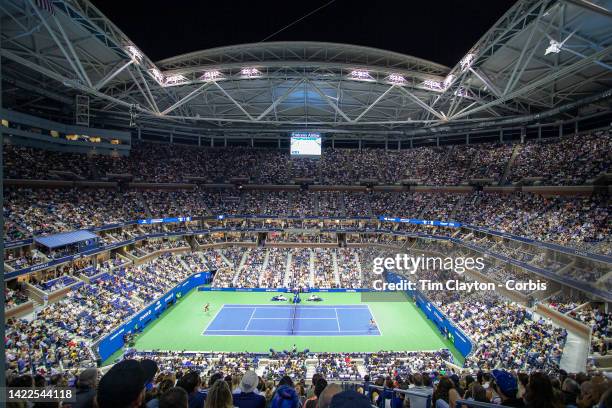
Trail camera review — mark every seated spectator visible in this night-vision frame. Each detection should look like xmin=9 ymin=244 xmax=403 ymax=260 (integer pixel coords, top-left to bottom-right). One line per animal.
xmin=271 ymin=376 xmax=300 ymax=408
xmin=159 ymin=387 xmax=189 ymax=408
xmin=329 ymin=390 xmax=372 ymax=408
xmin=72 ymin=368 xmax=99 ymax=408
xmin=432 ymin=376 xmax=460 ymax=408
xmin=177 ymin=371 xmax=206 ymax=408
xmin=96 ymin=359 xmax=146 ymax=408
xmin=491 ymin=370 xmax=524 ymax=407
xmin=205 ymin=380 xmax=234 ymax=408
xmin=318 ymin=384 xmax=343 ymax=408
xmin=233 ymin=370 xmax=266 ymax=408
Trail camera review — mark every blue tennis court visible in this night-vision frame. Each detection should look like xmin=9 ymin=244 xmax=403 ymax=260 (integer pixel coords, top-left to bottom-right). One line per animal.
xmin=203 ymin=304 xmax=381 ymax=336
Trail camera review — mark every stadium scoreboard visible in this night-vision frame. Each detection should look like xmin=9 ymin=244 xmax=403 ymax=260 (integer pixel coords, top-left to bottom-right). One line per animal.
xmin=290 ymin=132 xmax=321 ymax=158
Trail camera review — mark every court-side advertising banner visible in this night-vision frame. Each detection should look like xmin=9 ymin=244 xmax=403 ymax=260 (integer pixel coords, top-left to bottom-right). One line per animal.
xmin=96 ymin=272 xmax=211 ymax=361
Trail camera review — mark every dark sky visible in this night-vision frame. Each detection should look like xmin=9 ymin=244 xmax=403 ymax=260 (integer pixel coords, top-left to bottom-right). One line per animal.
xmin=93 ymin=0 xmax=517 ymax=67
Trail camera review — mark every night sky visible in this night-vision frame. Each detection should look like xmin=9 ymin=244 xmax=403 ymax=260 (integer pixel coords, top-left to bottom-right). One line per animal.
xmin=92 ymin=0 xmax=517 ymax=67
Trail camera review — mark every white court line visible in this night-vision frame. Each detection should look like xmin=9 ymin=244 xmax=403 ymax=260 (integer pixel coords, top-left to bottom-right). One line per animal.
xmin=221 ymin=305 xmax=369 ymax=309
xmin=205 ymin=329 xmax=376 ymax=332
xmin=201 ymin=305 xmax=228 ymax=336
xmin=250 ymin=317 xmax=337 ymax=320
xmin=334 ymin=308 xmax=341 ymax=332
xmin=244 ymin=308 xmax=257 ymax=331
xmin=366 ymin=304 xmax=382 ymax=336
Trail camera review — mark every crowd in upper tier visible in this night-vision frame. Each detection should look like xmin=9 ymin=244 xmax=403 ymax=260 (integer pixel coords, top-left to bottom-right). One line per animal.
xmin=4 ymin=186 xmax=610 ymax=256
xmin=4 ymin=127 xmax=610 ymax=185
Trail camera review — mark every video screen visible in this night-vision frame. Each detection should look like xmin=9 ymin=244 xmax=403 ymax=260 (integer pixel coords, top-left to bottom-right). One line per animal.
xmin=290 ymin=132 xmax=321 ymax=158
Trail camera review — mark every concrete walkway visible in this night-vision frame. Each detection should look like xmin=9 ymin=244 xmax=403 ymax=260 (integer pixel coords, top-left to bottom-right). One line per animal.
xmin=560 ymin=330 xmax=589 ymax=373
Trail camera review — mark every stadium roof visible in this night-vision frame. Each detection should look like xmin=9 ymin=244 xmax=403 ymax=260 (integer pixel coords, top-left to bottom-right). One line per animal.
xmin=1 ymin=0 xmax=611 ymax=138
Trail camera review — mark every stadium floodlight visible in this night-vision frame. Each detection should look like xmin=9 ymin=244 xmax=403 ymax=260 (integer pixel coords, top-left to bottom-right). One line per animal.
xmin=349 ymin=69 xmax=372 ymax=80
xmin=545 ymin=40 xmax=562 ymax=55
xmin=164 ymin=74 xmax=188 ymax=86
xmin=200 ymin=70 xmax=223 ymax=81
xmin=386 ymin=73 xmax=406 ymax=85
xmin=423 ymin=79 xmax=442 ymax=90
xmin=149 ymin=67 xmax=165 ymax=84
xmin=460 ymin=53 xmax=476 ymax=71
xmin=125 ymin=45 xmax=143 ymax=64
xmin=241 ymin=67 xmax=261 ymax=77
xmin=443 ymin=74 xmax=455 ymax=89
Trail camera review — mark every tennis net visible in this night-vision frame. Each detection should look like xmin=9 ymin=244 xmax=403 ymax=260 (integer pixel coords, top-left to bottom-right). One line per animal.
xmin=290 ymin=302 xmax=298 ymax=335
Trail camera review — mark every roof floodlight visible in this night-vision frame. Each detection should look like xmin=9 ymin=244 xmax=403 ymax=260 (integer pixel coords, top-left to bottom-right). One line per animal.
xmin=125 ymin=45 xmax=143 ymax=64
xmin=386 ymin=73 xmax=406 ymax=85
xmin=349 ymin=69 xmax=372 ymax=80
xmin=164 ymin=74 xmax=188 ymax=86
xmin=201 ymin=70 xmax=222 ymax=81
xmin=460 ymin=53 xmax=476 ymax=71
xmin=149 ymin=68 xmax=165 ymax=84
xmin=241 ymin=67 xmax=261 ymax=77
xmin=545 ymin=40 xmax=562 ymax=55
xmin=443 ymin=74 xmax=455 ymax=89
xmin=423 ymin=79 xmax=442 ymax=90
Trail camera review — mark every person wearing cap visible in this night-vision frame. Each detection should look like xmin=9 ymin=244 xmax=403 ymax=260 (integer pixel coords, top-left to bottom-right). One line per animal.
xmin=491 ymin=370 xmax=525 ymax=407
xmin=233 ymin=370 xmax=266 ymax=408
xmin=72 ymin=367 xmax=99 ymax=408
xmin=96 ymin=360 xmax=146 ymax=408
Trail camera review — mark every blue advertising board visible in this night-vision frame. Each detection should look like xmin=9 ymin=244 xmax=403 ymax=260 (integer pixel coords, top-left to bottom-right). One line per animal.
xmin=385 ymin=272 xmax=473 ymax=358
xmin=97 ymin=272 xmax=211 ymax=361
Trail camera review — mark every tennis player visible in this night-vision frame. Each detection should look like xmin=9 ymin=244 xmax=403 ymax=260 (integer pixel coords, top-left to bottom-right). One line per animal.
xmin=203 ymin=303 xmax=210 ymax=313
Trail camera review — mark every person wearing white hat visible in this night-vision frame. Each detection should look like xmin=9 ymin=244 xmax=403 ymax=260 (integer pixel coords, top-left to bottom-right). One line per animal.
xmin=233 ymin=371 xmax=266 ymax=408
